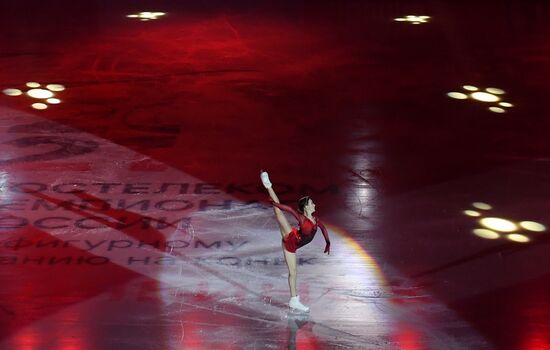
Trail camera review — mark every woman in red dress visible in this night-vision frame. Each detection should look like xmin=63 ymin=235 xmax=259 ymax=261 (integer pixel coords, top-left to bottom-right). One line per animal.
xmin=260 ymin=171 xmax=331 ymax=312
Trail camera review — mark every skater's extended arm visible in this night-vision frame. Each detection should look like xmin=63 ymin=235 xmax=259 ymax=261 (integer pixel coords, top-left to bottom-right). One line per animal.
xmin=318 ymin=220 xmax=331 ymax=254
xmin=271 ymin=201 xmax=301 ymax=221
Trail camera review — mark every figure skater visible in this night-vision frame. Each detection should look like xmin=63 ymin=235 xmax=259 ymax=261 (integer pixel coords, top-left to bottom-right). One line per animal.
xmin=260 ymin=171 xmax=330 ymax=312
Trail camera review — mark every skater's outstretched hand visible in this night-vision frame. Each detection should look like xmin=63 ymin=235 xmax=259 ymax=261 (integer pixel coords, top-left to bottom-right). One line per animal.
xmin=324 ymin=241 xmax=331 ymax=255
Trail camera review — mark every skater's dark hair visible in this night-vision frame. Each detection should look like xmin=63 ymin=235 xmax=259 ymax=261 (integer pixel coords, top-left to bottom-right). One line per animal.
xmin=297 ymin=196 xmax=311 ymax=214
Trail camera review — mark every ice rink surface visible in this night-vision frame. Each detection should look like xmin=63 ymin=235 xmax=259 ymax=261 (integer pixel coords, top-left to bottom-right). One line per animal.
xmin=1 ymin=1 xmax=550 ymax=349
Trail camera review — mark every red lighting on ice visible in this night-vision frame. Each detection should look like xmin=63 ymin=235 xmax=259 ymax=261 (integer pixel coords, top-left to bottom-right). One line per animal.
xmin=394 ymin=325 xmax=422 ymax=350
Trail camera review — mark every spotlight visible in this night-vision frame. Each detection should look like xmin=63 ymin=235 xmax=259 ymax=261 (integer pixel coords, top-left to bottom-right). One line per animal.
xmin=447 ymin=85 xmax=513 ymax=113
xmin=464 ymin=202 xmax=546 ymax=243
xmin=3 ymin=82 xmax=66 ymax=110
xmin=127 ymin=12 xmax=166 ymax=21
xmin=394 ymin=15 xmax=430 ymax=24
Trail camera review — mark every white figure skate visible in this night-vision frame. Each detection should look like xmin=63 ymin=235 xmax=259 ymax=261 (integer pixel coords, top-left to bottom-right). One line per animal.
xmin=289 ymin=296 xmax=309 ymax=312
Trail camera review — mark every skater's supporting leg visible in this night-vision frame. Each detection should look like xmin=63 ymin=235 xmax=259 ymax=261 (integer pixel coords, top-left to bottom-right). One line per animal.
xmin=283 ymin=247 xmax=298 ymax=297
